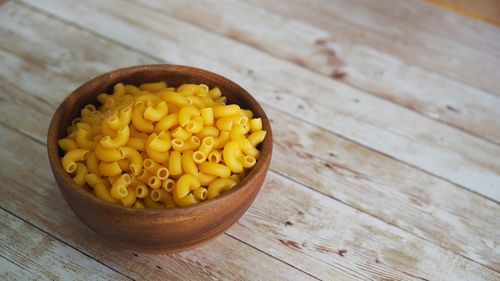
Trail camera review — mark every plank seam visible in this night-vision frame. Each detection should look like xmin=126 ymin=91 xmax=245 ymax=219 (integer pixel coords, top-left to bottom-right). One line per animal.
xmin=131 ymin=0 xmax=500 ymax=147
xmin=237 ymin=0 xmax=500 ymax=98
xmin=270 ymin=170 xmax=500 ymax=274
xmin=0 ymin=252 xmax=44 ymax=279
xmin=225 ymin=233 xmax=323 ymax=281
xmin=0 ymin=206 xmax=136 ymax=281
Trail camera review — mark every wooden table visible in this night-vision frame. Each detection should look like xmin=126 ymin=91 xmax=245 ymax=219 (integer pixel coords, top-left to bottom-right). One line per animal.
xmin=1 ymin=0 xmax=499 ymax=280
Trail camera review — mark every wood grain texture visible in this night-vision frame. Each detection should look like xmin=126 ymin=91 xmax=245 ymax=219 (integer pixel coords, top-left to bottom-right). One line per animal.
xmin=0 ymin=208 xmax=129 ymax=281
xmin=19 ymin=0 xmax=500 ymax=201
xmin=0 ymin=3 xmax=499 ymax=279
xmin=1 ymin=0 xmax=499 ymax=271
xmin=135 ymin=0 xmax=500 ymax=145
xmin=0 ymin=255 xmax=41 ymax=281
xmin=247 ymin=0 xmax=500 ymax=95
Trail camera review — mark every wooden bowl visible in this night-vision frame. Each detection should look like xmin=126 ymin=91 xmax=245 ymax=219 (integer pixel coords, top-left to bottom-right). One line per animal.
xmin=47 ymin=65 xmax=272 ymax=253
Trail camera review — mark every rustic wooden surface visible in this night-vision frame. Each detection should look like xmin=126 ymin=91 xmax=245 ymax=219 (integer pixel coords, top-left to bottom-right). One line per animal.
xmin=0 ymin=0 xmax=499 ymax=280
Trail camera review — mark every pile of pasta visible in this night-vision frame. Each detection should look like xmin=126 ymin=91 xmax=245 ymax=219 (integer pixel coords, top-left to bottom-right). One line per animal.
xmin=59 ymin=81 xmax=266 ymax=209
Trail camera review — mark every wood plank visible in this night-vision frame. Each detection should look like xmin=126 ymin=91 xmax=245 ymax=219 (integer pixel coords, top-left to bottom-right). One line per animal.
xmin=247 ymin=0 xmax=500 ymax=96
xmin=0 ymin=208 xmax=130 ymax=281
xmin=0 ymin=255 xmax=41 ymax=281
xmin=19 ymin=0 xmax=500 ymax=201
xmin=1 ymin=123 xmax=498 ymax=280
xmin=132 ymin=0 xmax=500 ymax=146
xmin=2 ymin=1 xmax=500 ymax=270
xmin=0 ymin=4 xmax=499 ymax=279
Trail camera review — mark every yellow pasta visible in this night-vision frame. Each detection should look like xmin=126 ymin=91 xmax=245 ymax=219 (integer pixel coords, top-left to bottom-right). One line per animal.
xmin=171 ymin=126 xmax=192 ymax=141
xmin=178 ymin=105 xmax=200 ymax=127
xmin=98 ymin=161 xmax=122 ymax=177
xmin=155 ymin=113 xmax=179 ymax=134
xmin=72 ymin=163 xmax=88 ymax=186
xmin=207 ymin=178 xmax=237 ymax=200
xmin=75 ymin=125 xmax=95 ymax=150
xmin=124 ymin=84 xmax=141 ymax=96
xmin=159 ymin=91 xmax=189 ymax=107
xmin=249 ymin=118 xmax=262 ymax=132
xmin=130 ymin=178 xmax=148 ymax=198
xmin=196 ymin=172 xmax=217 ymax=186
xmin=213 ymin=131 xmax=230 ymax=149
xmin=95 ymin=183 xmax=118 ymax=203
xmin=58 ymin=138 xmax=78 ymax=152
xmin=111 ymin=174 xmax=131 ymax=200
xmin=223 ymin=141 xmax=243 ymax=173
xmin=195 ymin=126 xmax=219 ymax=139
xmin=171 ymin=136 xmax=200 ymax=153
xmin=213 ymin=104 xmax=241 ymax=118
xmin=132 ymin=102 xmax=154 ymax=133
xmin=175 ymin=174 xmax=200 ymax=199
xmin=143 ymin=158 xmax=169 ymax=180
xmin=199 ymin=162 xmax=231 ymax=178
xmin=126 ymin=137 xmax=146 ymax=151
xmin=118 ymin=146 xmax=143 ymax=176
xmin=59 ymin=81 xmax=266 ymax=208
xmin=113 ymin=83 xmax=126 ymax=97
xmin=144 ymin=101 xmax=168 ymax=121
xmin=86 ymin=151 xmax=100 ymax=176
xmin=148 ymin=131 xmax=171 ymax=152
xmin=94 ymin=144 xmax=121 ymax=162
xmin=100 ymin=126 xmax=129 ymax=149
xmin=168 ymin=151 xmax=183 ymax=177
xmin=151 ymin=189 xmax=168 ymax=202
xmin=181 ymin=151 xmax=198 ymax=176
xmin=134 ymin=200 xmax=146 ymax=209
xmin=248 ymin=130 xmax=266 ymax=147
xmin=107 ymin=104 xmax=132 ymax=130
xmin=144 ymin=193 xmax=165 ymax=209
xmin=62 ymin=149 xmax=89 ymax=173
xmin=193 ymin=136 xmax=215 ymax=164
xmin=120 ymin=186 xmax=137 ymax=207
xmin=193 ymin=187 xmax=208 ymax=201
xmin=185 ymin=116 xmax=204 ymax=133
xmin=162 ymin=179 xmax=175 ymax=192
xmin=186 ymin=96 xmax=205 ymax=109
xmin=207 ymin=150 xmax=222 ymax=163
xmin=145 ymin=133 xmax=169 ymax=163
xmin=139 ymin=81 xmax=167 ymax=92
xmin=200 ymin=107 xmax=214 ymax=126
xmin=208 ymin=87 xmax=222 ymax=98
xmin=164 ymin=192 xmax=177 ymax=208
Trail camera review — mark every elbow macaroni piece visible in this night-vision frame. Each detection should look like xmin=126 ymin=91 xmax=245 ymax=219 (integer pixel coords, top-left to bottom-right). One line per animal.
xmin=59 ymin=81 xmax=266 ymax=208
xmin=178 ymin=105 xmax=200 ymax=127
xmin=181 ymin=151 xmax=198 ymax=176
xmin=199 ymin=162 xmax=231 ymax=178
xmin=223 ymin=141 xmax=243 ymax=173
xmin=207 ymin=178 xmax=237 ymax=200
xmin=62 ymin=149 xmax=89 ymax=173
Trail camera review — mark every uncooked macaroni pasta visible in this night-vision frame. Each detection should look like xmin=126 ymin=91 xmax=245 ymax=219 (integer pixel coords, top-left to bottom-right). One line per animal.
xmin=59 ymin=82 xmax=266 ymax=208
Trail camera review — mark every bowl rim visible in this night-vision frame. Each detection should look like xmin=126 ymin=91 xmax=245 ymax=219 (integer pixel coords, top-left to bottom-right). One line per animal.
xmin=47 ymin=64 xmax=272 ymax=217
